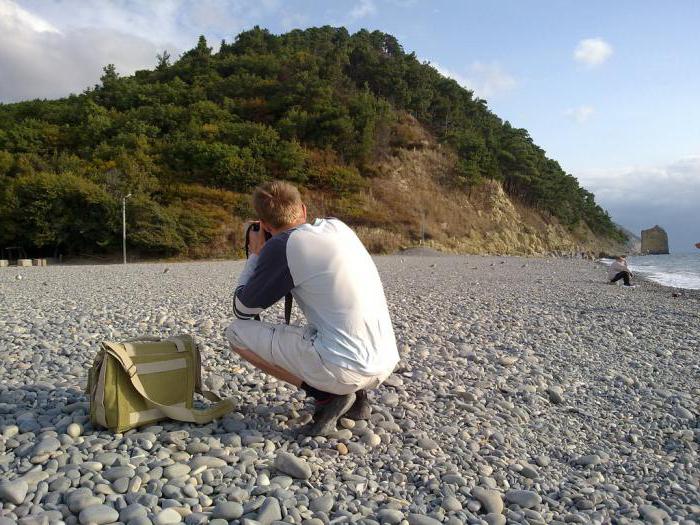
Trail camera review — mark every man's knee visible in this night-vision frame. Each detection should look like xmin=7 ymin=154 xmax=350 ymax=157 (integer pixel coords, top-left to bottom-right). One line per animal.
xmin=224 ymin=319 xmax=248 ymax=349
xmin=228 ymin=343 xmax=244 ymax=357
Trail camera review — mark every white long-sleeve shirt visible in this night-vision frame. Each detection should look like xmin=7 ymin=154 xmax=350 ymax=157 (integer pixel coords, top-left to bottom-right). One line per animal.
xmin=233 ymin=218 xmax=399 ymax=375
xmin=608 ymin=260 xmax=632 ymax=280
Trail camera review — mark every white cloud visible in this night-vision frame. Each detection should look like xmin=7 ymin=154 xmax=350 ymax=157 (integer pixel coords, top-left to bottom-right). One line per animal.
xmin=0 ymin=0 xmax=290 ymax=103
xmin=574 ymin=37 xmax=613 ymax=67
xmin=433 ymin=64 xmax=467 ymax=86
xmin=434 ymin=61 xmax=516 ymax=99
xmin=578 ymin=156 xmax=700 ymax=251
xmin=0 ymin=0 xmax=177 ymax=102
xmin=350 ymin=0 xmax=377 ymax=20
xmin=17 ymin=0 xmax=285 ymax=49
xmin=0 ymin=0 xmax=60 ymax=34
xmin=565 ymin=105 xmax=594 ymax=123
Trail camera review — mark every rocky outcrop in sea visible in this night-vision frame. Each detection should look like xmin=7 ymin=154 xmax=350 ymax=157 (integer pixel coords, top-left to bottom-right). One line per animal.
xmin=641 ymin=225 xmax=669 ymax=254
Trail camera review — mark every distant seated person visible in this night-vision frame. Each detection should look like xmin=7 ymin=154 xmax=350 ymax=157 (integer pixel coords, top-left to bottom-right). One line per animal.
xmin=608 ymin=256 xmax=634 ymax=286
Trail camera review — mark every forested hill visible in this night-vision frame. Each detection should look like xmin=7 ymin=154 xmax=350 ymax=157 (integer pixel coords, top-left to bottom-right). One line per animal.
xmin=0 ymin=26 xmax=625 ymax=259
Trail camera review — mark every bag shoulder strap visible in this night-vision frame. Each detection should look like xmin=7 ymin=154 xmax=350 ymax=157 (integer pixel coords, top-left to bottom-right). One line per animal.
xmin=284 ymin=293 xmax=293 ymax=325
xmin=102 ymin=341 xmax=234 ymax=424
xmin=124 ymin=335 xmax=188 ymax=352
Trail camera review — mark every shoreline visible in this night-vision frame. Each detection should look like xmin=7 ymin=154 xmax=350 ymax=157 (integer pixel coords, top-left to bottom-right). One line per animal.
xmin=5 ymin=252 xmax=700 ymax=296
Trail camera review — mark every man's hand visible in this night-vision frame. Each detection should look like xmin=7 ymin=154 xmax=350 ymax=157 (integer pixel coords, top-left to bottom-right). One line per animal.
xmin=248 ymin=223 xmax=267 ymax=256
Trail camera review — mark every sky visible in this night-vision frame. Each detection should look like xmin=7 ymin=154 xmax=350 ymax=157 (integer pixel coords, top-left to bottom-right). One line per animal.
xmin=1 ymin=0 xmax=698 ymax=252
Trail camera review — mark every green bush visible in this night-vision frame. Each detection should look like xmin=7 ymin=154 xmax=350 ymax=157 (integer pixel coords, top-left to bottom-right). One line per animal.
xmin=0 ymin=151 xmax=13 ymax=176
xmin=1 ymin=172 xmax=118 ymax=253
xmin=309 ymin=165 xmax=366 ymax=196
xmin=127 ymin=196 xmax=185 ymax=255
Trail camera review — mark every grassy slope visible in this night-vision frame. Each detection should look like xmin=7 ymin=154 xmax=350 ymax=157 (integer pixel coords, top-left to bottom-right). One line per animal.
xmin=292 ymin=115 xmax=623 ymax=258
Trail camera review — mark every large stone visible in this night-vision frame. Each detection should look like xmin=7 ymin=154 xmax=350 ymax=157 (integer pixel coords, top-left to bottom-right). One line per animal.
xmin=273 ymin=451 xmax=311 ymax=479
xmin=641 ymin=225 xmax=669 ymax=255
xmin=31 ymin=436 xmax=60 ymax=456
xmin=505 ymin=489 xmax=541 ymax=508
xmin=407 ymin=514 xmax=442 ymax=525
xmin=639 ymin=505 xmax=669 ymax=525
xmin=441 ymin=495 xmax=462 ymax=512
xmin=205 ymin=373 xmax=225 ymax=390
xmin=78 ymin=505 xmax=120 ymax=525
xmin=472 ymin=487 xmax=504 ymax=515
xmin=309 ymin=494 xmax=334 ymax=513
xmin=417 ymin=437 xmax=439 ymax=450
xmin=377 ymin=509 xmax=404 ymax=524
xmin=256 ymin=497 xmax=282 ymax=525
xmin=576 ymin=454 xmax=601 ymax=466
xmin=212 ymin=501 xmax=243 ymax=520
xmin=155 ymin=507 xmax=183 ymax=524
xmin=442 ymin=474 xmax=466 ymax=486
xmin=0 ymin=479 xmax=29 ymax=504
xmin=67 ymin=423 xmax=83 ymax=438
xmin=21 ymin=514 xmax=57 ymax=525
xmin=68 ymin=493 xmax=102 ymax=513
xmin=381 ymin=392 xmax=400 ymax=407
xmin=484 ymin=514 xmax=506 ymax=525
xmin=93 ymin=452 xmax=122 ymax=467
xmin=119 ymin=503 xmax=148 ymax=522
xmin=163 ymin=463 xmax=191 ymax=479
xmin=519 ymin=463 xmax=539 ymax=479
xmin=189 ymin=456 xmax=227 ymax=469
xmin=102 ymin=466 xmax=135 ymax=481
xmin=546 ymin=386 xmax=564 ymax=404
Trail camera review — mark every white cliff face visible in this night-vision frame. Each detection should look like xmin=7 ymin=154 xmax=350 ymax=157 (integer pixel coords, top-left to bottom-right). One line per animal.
xmin=641 ymin=225 xmax=669 ymax=255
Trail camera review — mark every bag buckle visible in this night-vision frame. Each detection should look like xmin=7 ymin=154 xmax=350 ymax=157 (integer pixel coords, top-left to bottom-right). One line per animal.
xmin=127 ymin=364 xmax=137 ymax=377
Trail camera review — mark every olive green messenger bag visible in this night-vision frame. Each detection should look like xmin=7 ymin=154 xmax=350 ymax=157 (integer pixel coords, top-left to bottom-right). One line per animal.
xmin=87 ymin=334 xmax=234 ymax=433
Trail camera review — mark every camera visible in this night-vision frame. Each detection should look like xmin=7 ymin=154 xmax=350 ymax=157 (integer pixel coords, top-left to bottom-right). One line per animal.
xmin=244 ymin=222 xmax=271 ymax=258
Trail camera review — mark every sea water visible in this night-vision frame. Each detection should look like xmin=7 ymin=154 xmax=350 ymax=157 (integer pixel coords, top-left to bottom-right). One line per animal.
xmin=626 ymin=253 xmax=700 ymax=290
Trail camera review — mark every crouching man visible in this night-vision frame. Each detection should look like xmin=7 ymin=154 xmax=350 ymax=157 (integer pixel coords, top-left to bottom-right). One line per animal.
xmin=225 ymin=181 xmax=399 ymax=436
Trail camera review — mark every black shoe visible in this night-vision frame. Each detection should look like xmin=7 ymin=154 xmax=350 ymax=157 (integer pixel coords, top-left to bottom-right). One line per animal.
xmin=344 ymin=389 xmax=372 ymax=420
xmin=303 ymin=393 xmax=356 ymax=436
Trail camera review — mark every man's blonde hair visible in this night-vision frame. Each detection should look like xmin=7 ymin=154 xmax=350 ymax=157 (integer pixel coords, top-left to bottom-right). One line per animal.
xmin=252 ymin=180 xmax=303 ymax=229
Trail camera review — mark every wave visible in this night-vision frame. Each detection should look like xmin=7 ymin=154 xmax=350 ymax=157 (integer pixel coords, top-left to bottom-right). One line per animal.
xmin=628 ymin=254 xmax=700 ymax=290
xmin=630 ymin=268 xmax=700 ymax=290
xmin=599 ymin=255 xmax=700 ymax=290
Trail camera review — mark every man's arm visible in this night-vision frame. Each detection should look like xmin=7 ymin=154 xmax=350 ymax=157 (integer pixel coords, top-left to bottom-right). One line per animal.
xmin=233 ymin=235 xmax=294 ymax=320
xmin=232 ymin=253 xmax=260 ymax=318
xmin=619 ymin=260 xmax=632 ymax=275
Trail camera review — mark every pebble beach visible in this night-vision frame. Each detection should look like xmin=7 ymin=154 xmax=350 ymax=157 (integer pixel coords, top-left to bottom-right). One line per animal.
xmin=1 ymin=255 xmax=698 ymax=525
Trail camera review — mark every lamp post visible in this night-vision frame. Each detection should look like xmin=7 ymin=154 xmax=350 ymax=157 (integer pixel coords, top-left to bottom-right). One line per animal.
xmin=420 ymin=209 xmax=426 ymax=245
xmin=122 ymin=193 xmax=132 ymax=264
